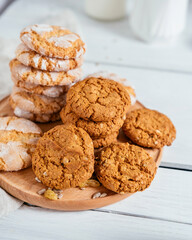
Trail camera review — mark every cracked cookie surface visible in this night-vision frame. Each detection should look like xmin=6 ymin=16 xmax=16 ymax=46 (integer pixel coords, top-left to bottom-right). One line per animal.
xmin=20 ymin=24 xmax=86 ymax=59
xmin=12 ymin=74 xmax=70 ymax=98
xmin=10 ymin=86 xmax=66 ymax=115
xmin=16 ymin=43 xmax=84 ymax=72
xmin=95 ymin=142 xmax=157 ymax=193
xmin=10 ymin=100 xmax=60 ymax=123
xmin=66 ymin=77 xmax=131 ymax=121
xmin=0 ymin=116 xmax=42 ymax=171
xmin=123 ymin=109 xmax=176 ymax=148
xmin=10 ymin=59 xmax=82 ymax=86
xmin=32 ymin=124 xmax=94 ymax=189
xmin=92 ymin=132 xmax=119 ymax=149
xmin=60 ymin=104 xmax=125 ymax=138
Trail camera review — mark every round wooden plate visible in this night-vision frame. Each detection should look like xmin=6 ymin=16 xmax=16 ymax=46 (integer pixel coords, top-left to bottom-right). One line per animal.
xmin=0 ymin=96 xmax=163 ymax=211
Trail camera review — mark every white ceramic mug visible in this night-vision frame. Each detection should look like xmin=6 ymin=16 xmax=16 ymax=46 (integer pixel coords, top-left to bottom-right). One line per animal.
xmin=130 ymin=0 xmax=189 ymax=42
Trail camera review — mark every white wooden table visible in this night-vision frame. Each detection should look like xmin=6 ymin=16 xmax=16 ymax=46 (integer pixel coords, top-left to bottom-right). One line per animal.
xmin=0 ymin=0 xmax=192 ymax=239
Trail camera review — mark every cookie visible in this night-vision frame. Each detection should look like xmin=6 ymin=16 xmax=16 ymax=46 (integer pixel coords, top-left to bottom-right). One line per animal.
xmin=122 ymin=109 xmax=176 ymax=148
xmin=10 ymin=87 xmax=66 ymax=115
xmin=12 ymin=75 xmax=70 ymax=98
xmin=125 ymin=86 xmax=136 ymax=106
xmin=67 ymin=76 xmax=131 ymax=121
xmin=20 ymin=24 xmax=86 ymax=59
xmin=92 ymin=132 xmax=119 ymax=149
xmin=60 ymin=104 xmax=125 ymax=138
xmin=0 ymin=116 xmax=42 ymax=171
xmin=32 ymin=124 xmax=94 ymax=189
xmin=10 ymin=59 xmax=82 ymax=86
xmin=87 ymin=72 xmax=136 ymax=105
xmin=11 ymin=104 xmax=60 ymax=123
xmin=16 ymin=43 xmax=84 ymax=72
xmin=95 ymin=143 xmax=157 ymax=193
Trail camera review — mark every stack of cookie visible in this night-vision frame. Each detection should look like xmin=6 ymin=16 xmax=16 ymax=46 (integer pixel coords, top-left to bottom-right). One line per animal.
xmin=60 ymin=73 xmax=131 ymax=148
xmin=9 ymin=24 xmax=85 ymax=122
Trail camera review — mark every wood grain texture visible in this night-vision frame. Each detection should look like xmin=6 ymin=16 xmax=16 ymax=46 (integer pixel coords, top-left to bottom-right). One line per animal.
xmin=0 ymin=97 xmax=162 ymax=211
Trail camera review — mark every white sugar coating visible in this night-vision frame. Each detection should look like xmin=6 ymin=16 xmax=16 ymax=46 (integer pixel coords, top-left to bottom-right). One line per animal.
xmin=14 ymin=106 xmax=33 ymax=119
xmin=130 ymin=94 xmax=136 ymax=105
xmin=75 ymin=46 xmax=86 ymax=59
xmin=13 ymin=106 xmax=59 ymax=123
xmin=0 ymin=116 xmax=42 ymax=134
xmin=20 ymin=24 xmax=83 ymax=59
xmin=41 ymin=58 xmax=47 ymax=69
xmin=31 ymin=24 xmax=53 ymax=34
xmin=48 ymin=34 xmax=79 ymax=48
xmin=42 ymin=85 xmax=68 ymax=98
xmin=13 ymin=85 xmax=65 ymax=104
xmin=0 ymin=141 xmax=31 ymax=171
xmin=67 ymin=67 xmax=82 ymax=78
xmin=33 ymin=55 xmax=41 ymax=68
xmin=11 ymin=59 xmax=83 ymax=86
xmin=11 ymin=87 xmax=36 ymax=111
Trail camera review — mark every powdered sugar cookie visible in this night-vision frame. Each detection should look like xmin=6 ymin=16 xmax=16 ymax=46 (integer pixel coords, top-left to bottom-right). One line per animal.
xmin=12 ymin=75 xmax=71 ymax=98
xmin=0 ymin=116 xmax=42 ymax=171
xmin=20 ymin=24 xmax=86 ymax=59
xmin=15 ymin=43 xmax=84 ymax=72
xmin=10 ymin=87 xmax=66 ymax=115
xmin=11 ymin=104 xmax=60 ymax=123
xmin=10 ymin=59 xmax=82 ymax=86
xmin=87 ymin=72 xmax=136 ymax=105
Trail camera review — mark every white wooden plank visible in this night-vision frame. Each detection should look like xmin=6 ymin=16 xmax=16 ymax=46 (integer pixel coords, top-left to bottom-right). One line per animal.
xmin=1 ymin=0 xmax=192 ymax=73
xmin=99 ymin=168 xmax=192 ymax=225
xmin=82 ymin=62 xmax=192 ymax=169
xmin=0 ymin=205 xmax=191 ymax=240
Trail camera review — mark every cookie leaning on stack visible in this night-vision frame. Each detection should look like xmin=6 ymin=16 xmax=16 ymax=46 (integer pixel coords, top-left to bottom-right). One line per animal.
xmin=9 ymin=24 xmax=86 ymax=122
xmin=60 ymin=73 xmax=132 ymax=148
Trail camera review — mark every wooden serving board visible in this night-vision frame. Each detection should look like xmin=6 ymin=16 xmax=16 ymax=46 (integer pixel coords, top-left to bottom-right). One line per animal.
xmin=0 ymin=96 xmax=163 ymax=211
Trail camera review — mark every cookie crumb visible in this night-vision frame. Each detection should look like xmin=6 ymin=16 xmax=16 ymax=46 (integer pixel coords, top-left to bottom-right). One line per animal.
xmin=37 ymin=188 xmax=46 ymax=195
xmin=57 ymin=193 xmax=63 ymax=199
xmin=92 ymin=192 xmax=101 ymax=199
xmin=35 ymin=177 xmax=41 ymax=183
xmin=100 ymin=193 xmax=107 ymax=197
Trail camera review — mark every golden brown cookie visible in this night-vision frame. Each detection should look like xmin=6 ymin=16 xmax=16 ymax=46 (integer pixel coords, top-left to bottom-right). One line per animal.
xmin=16 ymin=43 xmax=84 ymax=72
xmin=10 ymin=86 xmax=66 ymax=115
xmin=66 ymin=77 xmax=131 ymax=121
xmin=87 ymin=72 xmax=136 ymax=105
xmin=10 ymin=100 xmax=60 ymax=123
xmin=10 ymin=59 xmax=82 ymax=86
xmin=20 ymin=24 xmax=86 ymax=59
xmin=0 ymin=116 xmax=42 ymax=171
xmin=60 ymin=104 xmax=125 ymax=138
xmin=95 ymin=142 xmax=157 ymax=193
xmin=12 ymin=74 xmax=70 ymax=98
xmin=123 ymin=109 xmax=176 ymax=148
xmin=32 ymin=124 xmax=94 ymax=189
xmin=92 ymin=132 xmax=119 ymax=149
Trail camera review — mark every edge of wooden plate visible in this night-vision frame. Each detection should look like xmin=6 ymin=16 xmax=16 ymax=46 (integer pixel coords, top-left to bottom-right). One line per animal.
xmin=0 ymin=96 xmax=163 ymax=211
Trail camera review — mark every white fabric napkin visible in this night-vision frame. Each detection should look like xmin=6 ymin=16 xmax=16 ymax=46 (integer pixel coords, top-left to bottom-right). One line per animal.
xmin=0 ymin=9 xmax=81 ymax=217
